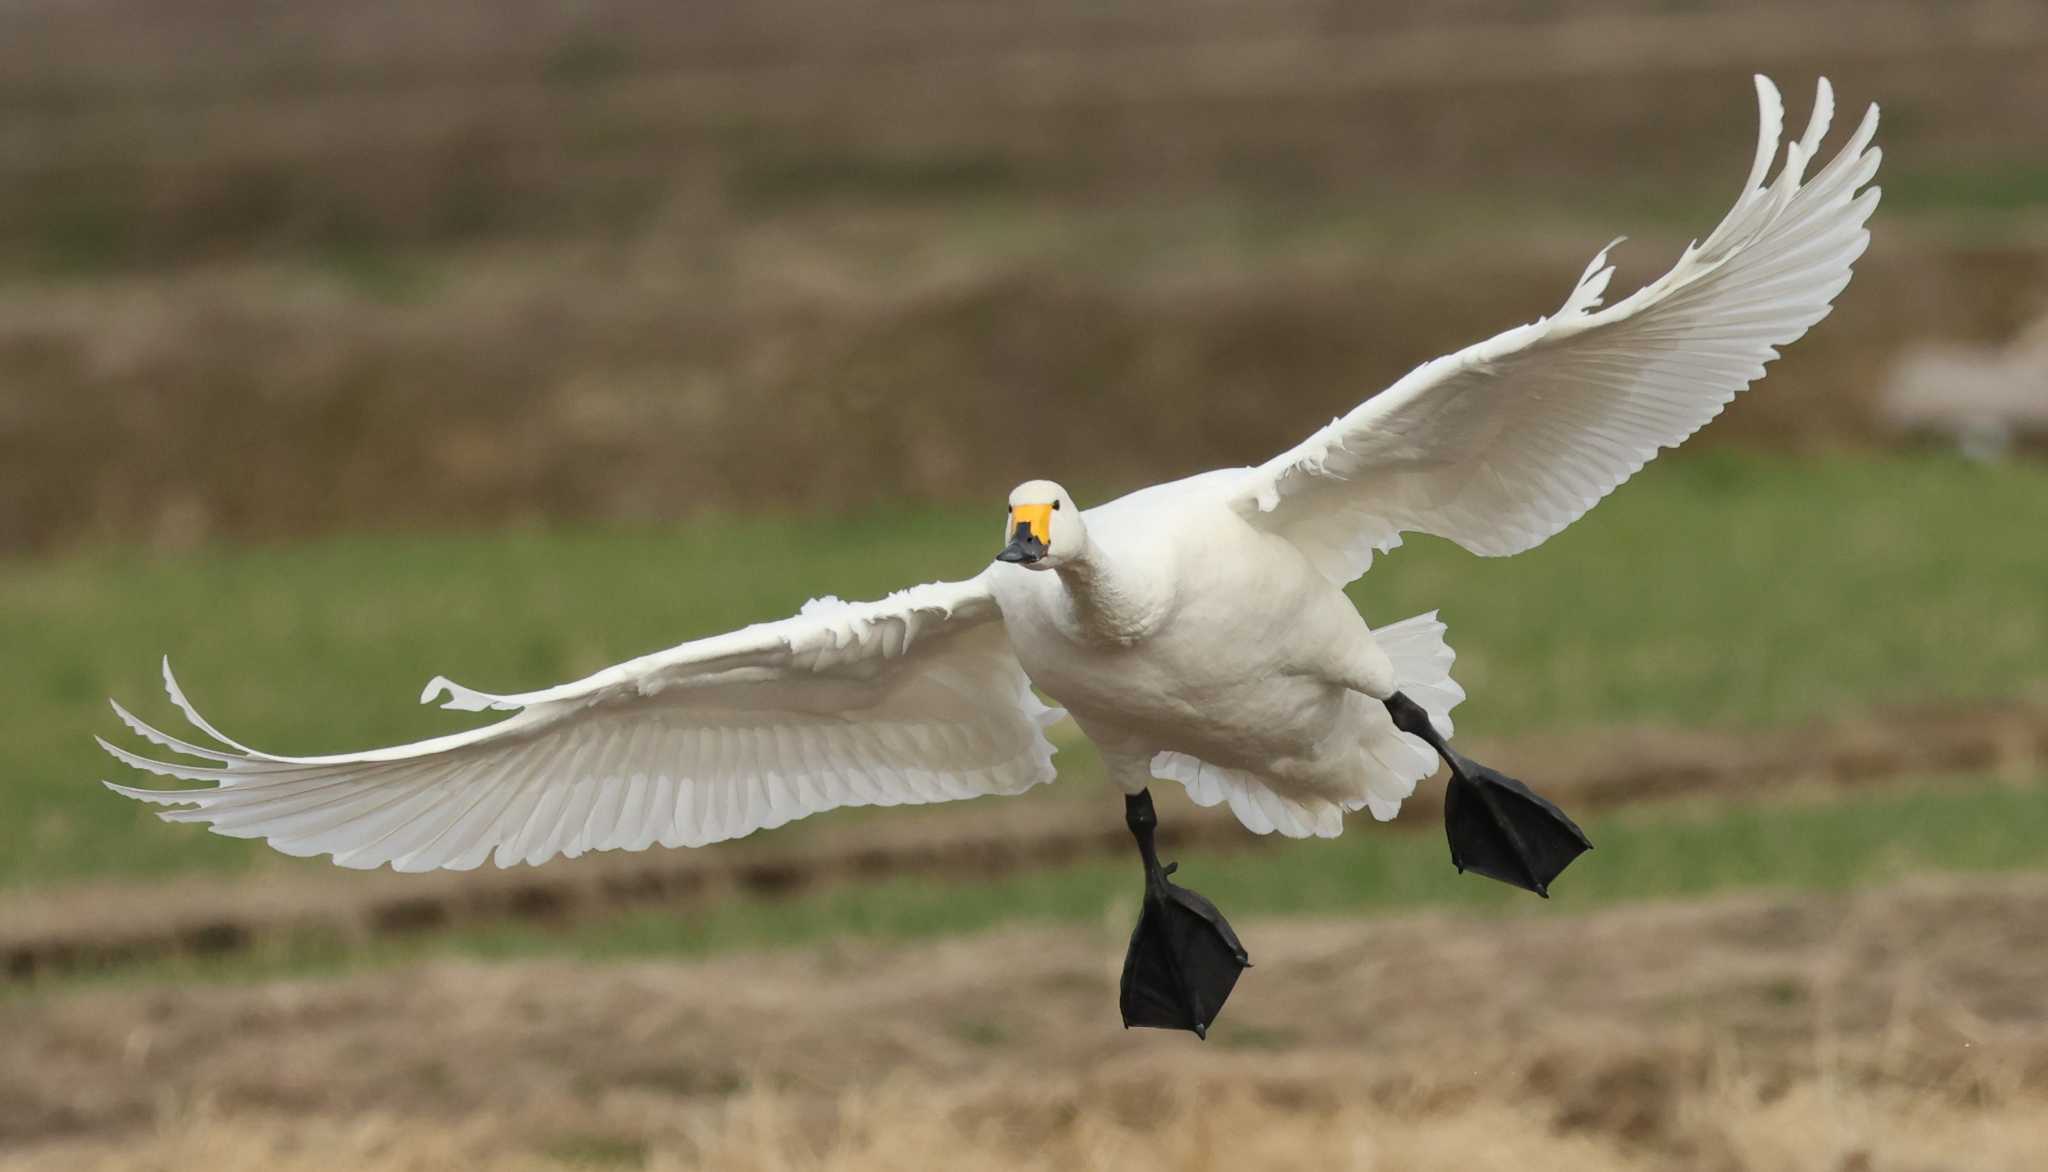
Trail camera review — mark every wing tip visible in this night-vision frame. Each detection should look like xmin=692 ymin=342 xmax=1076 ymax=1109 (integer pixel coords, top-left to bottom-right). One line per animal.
xmin=157 ymin=656 xmax=260 ymax=754
xmin=1752 ymin=73 xmax=1784 ymax=120
xmin=101 ymin=777 xmax=204 ymax=807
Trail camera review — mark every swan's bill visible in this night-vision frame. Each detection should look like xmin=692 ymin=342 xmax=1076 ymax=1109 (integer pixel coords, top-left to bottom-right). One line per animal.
xmin=999 ymin=502 xmax=1053 ymax=564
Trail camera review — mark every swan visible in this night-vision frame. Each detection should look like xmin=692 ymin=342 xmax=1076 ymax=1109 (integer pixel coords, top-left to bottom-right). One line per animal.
xmin=100 ymin=77 xmax=1879 ymax=1037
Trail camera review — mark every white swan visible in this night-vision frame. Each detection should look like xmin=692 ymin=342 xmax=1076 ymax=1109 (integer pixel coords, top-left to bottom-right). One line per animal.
xmin=102 ymin=77 xmax=1879 ymax=1036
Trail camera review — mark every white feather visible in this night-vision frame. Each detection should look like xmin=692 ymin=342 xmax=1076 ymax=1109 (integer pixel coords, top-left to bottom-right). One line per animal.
xmin=101 ymin=77 xmax=1875 ymax=855
xmin=1234 ymin=78 xmax=1880 ymax=582
xmin=103 ymin=574 xmax=1065 ymax=871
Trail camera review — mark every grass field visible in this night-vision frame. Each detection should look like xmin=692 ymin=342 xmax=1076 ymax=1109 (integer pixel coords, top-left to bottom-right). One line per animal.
xmin=5 ymin=450 xmax=2043 ymax=890
xmin=6 ymin=5 xmax=2047 ymax=1166
xmin=416 ymin=770 xmax=2048 ymax=961
xmin=28 ymin=768 xmax=2037 ymax=994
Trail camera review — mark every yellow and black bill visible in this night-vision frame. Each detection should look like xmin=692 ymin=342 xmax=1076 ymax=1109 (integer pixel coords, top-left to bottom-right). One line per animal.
xmin=997 ymin=503 xmax=1052 ymax=564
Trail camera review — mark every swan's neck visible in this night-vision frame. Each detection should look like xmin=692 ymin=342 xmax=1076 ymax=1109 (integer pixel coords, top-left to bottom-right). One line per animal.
xmin=1053 ymin=539 xmax=1164 ymax=646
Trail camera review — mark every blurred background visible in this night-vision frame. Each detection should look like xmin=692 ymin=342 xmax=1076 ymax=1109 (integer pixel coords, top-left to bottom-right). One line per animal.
xmin=2 ymin=0 xmax=2046 ymax=1168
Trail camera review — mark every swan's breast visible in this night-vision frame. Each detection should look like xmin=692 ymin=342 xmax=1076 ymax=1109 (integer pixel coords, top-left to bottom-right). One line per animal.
xmin=989 ymin=528 xmax=1362 ymax=752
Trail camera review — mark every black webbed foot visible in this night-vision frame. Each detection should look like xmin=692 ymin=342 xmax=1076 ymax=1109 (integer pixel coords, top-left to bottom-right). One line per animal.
xmin=1385 ymin=691 xmax=1592 ymax=898
xmin=1441 ymin=757 xmax=1591 ymax=896
xmin=1118 ymin=791 xmax=1249 ymax=1038
xmin=1121 ymin=864 xmax=1249 ymax=1037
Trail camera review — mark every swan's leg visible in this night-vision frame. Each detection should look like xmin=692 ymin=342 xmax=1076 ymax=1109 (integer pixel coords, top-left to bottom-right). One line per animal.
xmin=1117 ymin=788 xmax=1249 ymax=1038
xmin=1383 ymin=692 xmax=1592 ymax=897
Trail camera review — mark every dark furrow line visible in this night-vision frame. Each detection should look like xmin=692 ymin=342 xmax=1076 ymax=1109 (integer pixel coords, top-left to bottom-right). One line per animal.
xmin=7 ymin=701 xmax=2043 ymax=985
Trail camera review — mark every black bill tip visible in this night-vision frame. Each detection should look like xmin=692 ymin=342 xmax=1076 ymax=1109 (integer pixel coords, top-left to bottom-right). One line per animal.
xmin=996 ymin=521 xmax=1047 ymax=564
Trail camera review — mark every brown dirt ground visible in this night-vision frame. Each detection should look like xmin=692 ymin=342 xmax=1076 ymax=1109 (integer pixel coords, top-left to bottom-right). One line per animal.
xmin=6 ymin=873 xmax=2048 ymax=1170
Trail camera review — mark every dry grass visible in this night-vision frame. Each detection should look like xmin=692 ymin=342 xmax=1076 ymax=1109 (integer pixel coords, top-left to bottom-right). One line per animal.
xmin=6 ymin=232 xmax=2044 ymax=552
xmin=3 ymin=0 xmax=2047 ymax=551
xmin=2 ymin=0 xmax=2042 ymax=261
xmin=8 ymin=874 xmax=2048 ymax=1169
xmin=20 ymin=1077 xmax=2048 ymax=1172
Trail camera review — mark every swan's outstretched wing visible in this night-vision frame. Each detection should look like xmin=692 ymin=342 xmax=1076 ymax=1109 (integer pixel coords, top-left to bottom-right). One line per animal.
xmin=100 ymin=573 xmax=1063 ymax=872
xmin=1231 ymin=77 xmax=1881 ymax=583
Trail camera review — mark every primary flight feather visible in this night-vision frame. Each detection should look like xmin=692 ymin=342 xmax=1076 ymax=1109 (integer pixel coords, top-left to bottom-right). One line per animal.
xmin=102 ymin=77 xmax=1878 ymax=1036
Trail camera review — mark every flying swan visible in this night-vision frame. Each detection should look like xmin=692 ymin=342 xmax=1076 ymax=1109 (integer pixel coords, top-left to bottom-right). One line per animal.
xmin=102 ymin=77 xmax=1880 ymax=1037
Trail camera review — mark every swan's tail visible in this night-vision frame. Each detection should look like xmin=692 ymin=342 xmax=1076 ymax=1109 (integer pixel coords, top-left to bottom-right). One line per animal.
xmin=1347 ymin=610 xmax=1466 ymax=821
xmin=1153 ymin=610 xmax=1465 ymax=838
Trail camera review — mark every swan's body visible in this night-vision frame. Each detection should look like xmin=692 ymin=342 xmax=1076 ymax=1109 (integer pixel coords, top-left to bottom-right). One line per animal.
xmin=989 ymin=470 xmax=1440 ymax=837
xmin=102 ymin=79 xmax=1880 ymax=1026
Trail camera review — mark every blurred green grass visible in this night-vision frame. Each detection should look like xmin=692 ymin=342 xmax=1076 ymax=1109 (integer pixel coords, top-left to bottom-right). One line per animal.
xmin=419 ymin=770 xmax=2048 ymax=961
xmin=3 ymin=450 xmax=2043 ymax=889
xmin=29 ymin=769 xmax=2046 ymax=995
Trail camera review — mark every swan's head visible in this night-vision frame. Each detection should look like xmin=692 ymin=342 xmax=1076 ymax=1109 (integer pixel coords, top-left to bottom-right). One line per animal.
xmin=997 ymin=480 xmax=1084 ymax=570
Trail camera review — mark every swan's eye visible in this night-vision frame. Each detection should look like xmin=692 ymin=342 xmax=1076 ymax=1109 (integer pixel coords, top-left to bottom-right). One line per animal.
xmin=1053 ymin=500 xmax=1062 ymax=510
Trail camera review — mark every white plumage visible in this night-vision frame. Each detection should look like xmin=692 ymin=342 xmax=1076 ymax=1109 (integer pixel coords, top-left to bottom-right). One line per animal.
xmin=1241 ymin=76 xmax=1879 ymax=581
xmin=102 ymin=77 xmax=1879 ymax=873
xmin=105 ymin=581 xmax=1060 ymax=872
